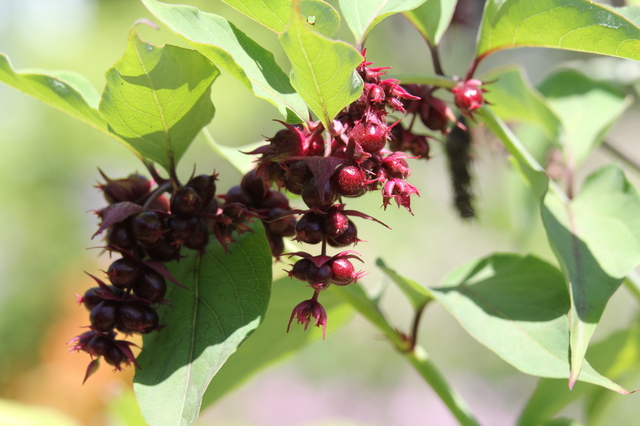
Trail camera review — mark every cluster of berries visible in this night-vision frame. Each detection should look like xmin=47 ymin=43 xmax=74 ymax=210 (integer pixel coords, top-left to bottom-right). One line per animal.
xmin=249 ymin=53 xmax=422 ymax=337
xmin=69 ymin=169 xmax=271 ymax=382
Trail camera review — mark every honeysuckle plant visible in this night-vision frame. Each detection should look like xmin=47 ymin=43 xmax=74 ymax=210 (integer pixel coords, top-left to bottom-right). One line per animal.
xmin=3 ymin=0 xmax=640 ymax=424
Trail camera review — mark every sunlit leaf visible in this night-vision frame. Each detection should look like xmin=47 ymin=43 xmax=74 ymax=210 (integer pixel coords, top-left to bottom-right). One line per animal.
xmin=0 ymin=398 xmax=80 ymax=426
xmin=0 ymin=53 xmax=107 ymax=136
xmin=403 ymin=0 xmax=458 ymax=45
xmin=279 ymin=0 xmax=363 ymax=130
xmin=476 ymin=0 xmax=640 ymax=63
xmin=339 ymin=0 xmax=428 ymax=46
xmin=220 ymin=0 xmax=340 ymax=37
xmin=142 ymin=0 xmax=308 ymax=123
xmin=537 ymin=69 xmax=631 ymax=167
xmin=99 ymin=29 xmax=218 ymax=172
xmin=133 ymin=223 xmax=272 ymax=426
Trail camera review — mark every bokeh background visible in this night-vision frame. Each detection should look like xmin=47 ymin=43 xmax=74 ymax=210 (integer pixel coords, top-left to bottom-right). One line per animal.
xmin=1 ymin=0 xmax=640 ymax=425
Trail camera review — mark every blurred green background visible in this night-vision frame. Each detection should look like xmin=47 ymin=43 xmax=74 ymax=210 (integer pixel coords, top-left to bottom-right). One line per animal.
xmin=1 ymin=0 xmax=640 ymax=425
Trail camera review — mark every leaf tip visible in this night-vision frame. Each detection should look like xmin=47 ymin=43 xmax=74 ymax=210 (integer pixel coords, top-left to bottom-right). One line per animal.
xmin=134 ymin=18 xmax=159 ymax=31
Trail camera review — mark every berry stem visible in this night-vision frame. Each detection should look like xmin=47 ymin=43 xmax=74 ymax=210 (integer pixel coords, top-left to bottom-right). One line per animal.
xmin=428 ymin=42 xmax=445 ymax=76
xmin=142 ymin=181 xmax=173 ymax=210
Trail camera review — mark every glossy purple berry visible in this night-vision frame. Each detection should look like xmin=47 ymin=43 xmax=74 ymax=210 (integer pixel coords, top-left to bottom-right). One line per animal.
xmin=171 ymin=186 xmax=203 ymax=217
xmin=301 ymin=177 xmax=336 ymax=210
xmin=327 ymin=220 xmax=358 ymax=247
xmin=331 ymin=165 xmax=367 ymax=198
xmin=132 ymin=211 xmax=165 ymax=248
xmin=107 ymin=258 xmax=142 ymax=289
xmin=330 ymin=258 xmax=356 ymax=285
xmin=133 ymin=269 xmax=167 ymax=303
xmin=295 ymin=212 xmax=324 ymax=244
xmin=90 ymin=300 xmax=118 ymax=332
xmin=323 ymin=209 xmax=349 ymax=238
xmin=290 ymin=258 xmax=312 ymax=281
xmin=352 ymin=122 xmax=387 ymax=153
xmin=306 ymin=263 xmax=332 ymax=289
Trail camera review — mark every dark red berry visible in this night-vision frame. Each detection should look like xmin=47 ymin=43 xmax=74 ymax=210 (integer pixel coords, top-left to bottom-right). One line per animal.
xmin=107 ymin=258 xmax=142 ymax=289
xmin=133 ymin=269 xmax=167 ymax=303
xmin=224 ymin=185 xmax=253 ymax=206
xmin=140 ymin=305 xmax=160 ymax=334
xmin=167 ymin=216 xmax=198 ymax=245
xmin=184 ymin=218 xmax=209 ymax=250
xmin=323 ymin=209 xmax=349 ymax=238
xmin=290 ymin=258 xmax=312 ymax=281
xmin=104 ymin=345 xmax=125 ymax=367
xmin=301 ymin=177 xmax=336 ymax=210
xmin=117 ymin=301 xmax=145 ymax=334
xmin=330 ymin=258 xmax=356 ymax=285
xmin=132 ymin=211 xmax=165 ymax=248
xmin=171 ymin=187 xmax=203 ymax=217
xmin=90 ymin=300 xmax=118 ymax=332
xmin=352 ymin=122 xmax=387 ymax=153
xmin=258 ymin=190 xmax=289 ymax=210
xmin=87 ymin=334 xmax=114 ymax=356
xmin=295 ymin=212 xmax=324 ymax=244
xmin=452 ymin=79 xmax=484 ymax=114
xmin=306 ymin=263 xmax=332 ymax=289
xmin=241 ymin=169 xmax=267 ymax=202
xmin=331 ymin=165 xmax=367 ymax=198
xmin=107 ymin=220 xmax=137 ymax=251
xmin=144 ymin=238 xmax=181 ymax=262
xmin=186 ymin=174 xmax=216 ymax=207
xmin=283 ymin=161 xmax=313 ymax=195
xmin=327 ymin=220 xmax=358 ymax=247
xmin=82 ymin=287 xmax=102 ymax=311
xmin=266 ymin=208 xmax=296 ymax=237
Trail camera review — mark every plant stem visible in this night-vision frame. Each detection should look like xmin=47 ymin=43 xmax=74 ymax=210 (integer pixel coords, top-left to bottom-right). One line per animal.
xmin=429 ymin=43 xmax=445 ymax=76
xmin=407 ymin=345 xmax=481 ymax=426
xmin=409 ymin=305 xmax=425 ymax=351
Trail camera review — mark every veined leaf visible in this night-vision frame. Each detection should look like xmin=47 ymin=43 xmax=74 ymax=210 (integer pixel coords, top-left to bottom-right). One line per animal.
xmin=339 ymin=0 xmax=428 ymax=47
xmin=142 ymin=0 xmax=308 ymax=123
xmin=476 ymin=0 xmax=640 ymax=62
xmin=133 ymin=223 xmax=272 ymax=426
xmin=428 ymin=253 xmax=628 ymax=392
xmin=537 ymin=69 xmax=631 ymax=167
xmin=99 ymin=29 xmax=218 ymax=172
xmin=220 ymin=0 xmax=341 ymax=37
xmin=480 ymin=107 xmax=640 ymax=390
xmin=403 ymin=0 xmax=458 ymax=45
xmin=0 ymin=53 xmax=108 ymax=137
xmin=279 ymin=0 xmax=363 ymax=130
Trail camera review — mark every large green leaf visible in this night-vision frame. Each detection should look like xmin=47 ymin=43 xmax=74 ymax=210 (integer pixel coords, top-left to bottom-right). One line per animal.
xmin=426 ymin=253 xmax=628 ymax=392
xmin=220 ymin=0 xmax=340 ymax=37
xmin=537 ymin=69 xmax=631 ymax=167
xmin=482 ymin=65 xmax=561 ymax=142
xmin=476 ymin=0 xmax=640 ymax=62
xmin=518 ymin=320 xmax=640 ymax=426
xmin=133 ymin=223 xmax=273 ymax=426
xmin=403 ymin=0 xmax=458 ymax=45
xmin=480 ymin=107 xmax=640 ymax=390
xmin=99 ymin=29 xmax=218 ymax=172
xmin=0 ymin=53 xmax=108 ymax=137
xmin=339 ymin=0 xmax=428 ymax=47
xmin=200 ymin=276 xmax=352 ymax=407
xmin=279 ymin=0 xmax=363 ymax=130
xmin=142 ymin=0 xmax=308 ymax=124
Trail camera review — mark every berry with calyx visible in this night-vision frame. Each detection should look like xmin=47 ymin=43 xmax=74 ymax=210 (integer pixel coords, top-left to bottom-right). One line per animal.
xmin=352 ymin=122 xmax=387 ymax=153
xmin=289 ymin=258 xmax=312 ymax=281
xmin=80 ymin=287 xmax=103 ymax=311
xmin=90 ymin=300 xmax=118 ymax=332
xmin=133 ymin=269 xmax=167 ymax=303
xmin=452 ymin=79 xmax=486 ymax=117
xmin=323 ymin=208 xmax=349 ymax=238
xmin=87 ymin=333 xmax=114 ymax=356
xmin=117 ymin=301 xmax=146 ymax=334
xmin=132 ymin=211 xmax=165 ymax=247
xmin=330 ymin=258 xmax=357 ymax=285
xmin=184 ymin=217 xmax=209 ymax=251
xmin=166 ymin=216 xmax=198 ymax=245
xmin=295 ymin=212 xmax=324 ymax=245
xmin=301 ymin=177 xmax=336 ymax=210
xmin=171 ymin=186 xmax=203 ymax=217
xmin=186 ymin=174 xmax=217 ymax=207
xmin=144 ymin=238 xmax=181 ymax=262
xmin=331 ymin=165 xmax=367 ymax=198
xmin=107 ymin=220 xmax=137 ymax=252
xmin=327 ymin=220 xmax=358 ymax=247
xmin=283 ymin=161 xmax=313 ymax=195
xmin=107 ymin=258 xmax=142 ymax=289
xmin=306 ymin=262 xmax=332 ymax=289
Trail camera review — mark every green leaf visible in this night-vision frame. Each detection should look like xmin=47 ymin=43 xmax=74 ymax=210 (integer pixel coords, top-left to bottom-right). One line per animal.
xmin=476 ymin=0 xmax=640 ymax=62
xmin=142 ymin=0 xmax=308 ymax=124
xmin=537 ymin=69 xmax=631 ymax=167
xmin=133 ymin=222 xmax=272 ymax=426
xmin=543 ymin=165 xmax=640 ymax=387
xmin=99 ymin=29 xmax=218 ymax=172
xmin=376 ymin=258 xmax=432 ymax=311
xmin=0 ymin=53 xmax=108 ymax=136
xmin=482 ymin=65 xmax=561 ymax=142
xmin=480 ymin=107 xmax=640 ymax=388
xmin=220 ymin=0 xmax=341 ymax=37
xmin=518 ymin=320 xmax=640 ymax=426
xmin=200 ymin=276 xmax=351 ymax=407
xmin=403 ymin=0 xmax=458 ymax=45
xmin=339 ymin=0 xmax=428 ymax=46
xmin=541 ymin=420 xmax=585 ymax=426
xmin=427 ymin=253 xmax=627 ymax=392
xmin=279 ymin=0 xmax=363 ymax=130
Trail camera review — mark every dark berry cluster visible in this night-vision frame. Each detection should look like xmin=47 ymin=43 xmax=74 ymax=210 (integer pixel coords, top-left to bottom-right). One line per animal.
xmin=249 ymin=53 xmax=421 ymax=337
xmin=69 ymin=170 xmax=257 ymax=382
